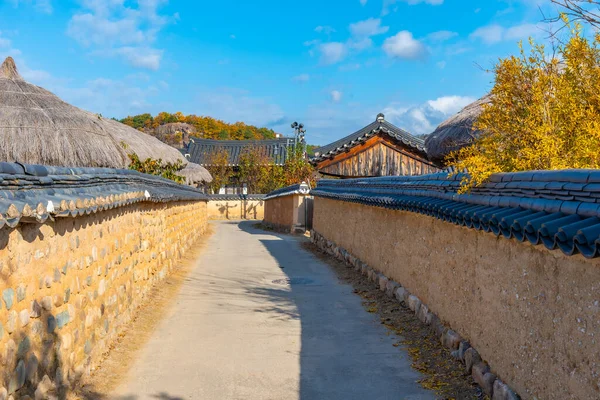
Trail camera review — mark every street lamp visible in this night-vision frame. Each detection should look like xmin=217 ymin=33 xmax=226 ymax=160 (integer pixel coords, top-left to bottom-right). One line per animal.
xmin=291 ymin=121 xmax=307 ymax=156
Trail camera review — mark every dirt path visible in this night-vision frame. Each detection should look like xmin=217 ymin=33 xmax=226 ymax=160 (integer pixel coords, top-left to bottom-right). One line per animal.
xmin=100 ymin=221 xmax=435 ymax=400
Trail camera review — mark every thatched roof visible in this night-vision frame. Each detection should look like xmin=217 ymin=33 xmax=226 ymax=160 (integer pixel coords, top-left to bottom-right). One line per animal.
xmin=425 ymin=94 xmax=492 ymax=161
xmin=178 ymin=162 xmax=213 ymax=185
xmin=154 ymin=122 xmax=196 ymax=135
xmin=0 ymin=57 xmax=186 ymax=168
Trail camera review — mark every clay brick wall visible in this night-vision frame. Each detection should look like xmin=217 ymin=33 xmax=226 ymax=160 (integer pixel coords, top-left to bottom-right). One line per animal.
xmin=207 ymin=199 xmax=264 ymax=220
xmin=313 ymin=197 xmax=600 ymax=400
xmin=0 ymin=200 xmax=207 ymax=396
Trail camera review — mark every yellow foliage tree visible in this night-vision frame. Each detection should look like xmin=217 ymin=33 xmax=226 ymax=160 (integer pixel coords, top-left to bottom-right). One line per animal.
xmin=449 ymin=22 xmax=600 ymax=191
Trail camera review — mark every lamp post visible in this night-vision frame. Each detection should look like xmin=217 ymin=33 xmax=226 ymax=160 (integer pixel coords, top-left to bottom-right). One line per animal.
xmin=291 ymin=121 xmax=307 ymax=157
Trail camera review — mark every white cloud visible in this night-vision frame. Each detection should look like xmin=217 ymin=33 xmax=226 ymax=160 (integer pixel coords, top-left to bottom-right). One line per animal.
xmin=303 ymin=39 xmax=320 ymax=47
xmin=293 ymin=73 xmax=310 ymax=82
xmin=470 ymin=23 xmax=543 ymax=44
xmin=330 ymin=90 xmax=342 ymax=102
xmin=339 ymin=63 xmax=361 ymax=71
xmin=319 ymin=42 xmax=347 ymax=65
xmin=436 ymin=61 xmax=446 ymax=69
xmin=383 ymin=95 xmax=475 ymax=134
xmin=426 ymin=30 xmax=458 ymax=42
xmin=315 ymin=25 xmax=336 ymax=35
xmin=505 ymin=23 xmax=542 ymax=40
xmin=348 ymin=37 xmax=373 ymax=51
xmin=307 ymin=18 xmax=389 ymax=67
xmin=382 ymin=31 xmax=428 ymax=60
xmin=0 ymin=34 xmax=11 ymax=49
xmin=230 ymin=34 xmax=236 ymax=39
xmin=67 ymin=0 xmax=174 ymax=70
xmin=116 ymin=47 xmax=163 ymax=70
xmin=470 ymin=24 xmax=504 ymax=44
xmin=428 ymin=95 xmax=475 ymax=114
xmin=58 ymin=77 xmax=162 ymax=118
xmin=9 ymin=0 xmax=52 ymax=14
xmin=382 ymin=0 xmax=443 ymax=15
xmin=349 ymin=18 xmax=389 ymax=37
xmin=360 ymin=0 xmax=368 ymax=5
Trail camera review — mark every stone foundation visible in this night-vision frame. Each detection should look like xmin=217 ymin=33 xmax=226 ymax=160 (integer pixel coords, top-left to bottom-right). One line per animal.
xmin=0 ymin=200 xmax=207 ymax=398
xmin=311 ymin=230 xmax=519 ymax=400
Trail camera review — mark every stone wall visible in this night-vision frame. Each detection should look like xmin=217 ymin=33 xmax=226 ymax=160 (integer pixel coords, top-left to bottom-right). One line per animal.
xmin=313 ymin=197 xmax=600 ymax=400
xmin=207 ymin=199 xmax=264 ymax=220
xmin=0 ymin=200 xmax=207 ymax=397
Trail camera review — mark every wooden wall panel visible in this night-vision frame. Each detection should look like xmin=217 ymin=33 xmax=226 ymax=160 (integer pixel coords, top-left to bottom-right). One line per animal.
xmin=318 ymin=136 xmax=439 ymax=178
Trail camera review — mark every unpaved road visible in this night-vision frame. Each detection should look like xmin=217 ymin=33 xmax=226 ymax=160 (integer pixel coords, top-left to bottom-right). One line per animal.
xmin=111 ymin=221 xmax=434 ymax=400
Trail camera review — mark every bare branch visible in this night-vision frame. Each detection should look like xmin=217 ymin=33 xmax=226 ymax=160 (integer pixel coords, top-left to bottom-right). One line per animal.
xmin=550 ymin=0 xmax=600 ymax=29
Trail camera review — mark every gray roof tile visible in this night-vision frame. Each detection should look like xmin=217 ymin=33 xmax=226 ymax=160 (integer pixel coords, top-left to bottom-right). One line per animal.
xmin=311 ymin=117 xmax=427 ymax=162
xmin=0 ymin=162 xmax=206 ymax=228
xmin=185 ymin=137 xmax=297 ymax=166
xmin=311 ymin=171 xmax=600 ymax=258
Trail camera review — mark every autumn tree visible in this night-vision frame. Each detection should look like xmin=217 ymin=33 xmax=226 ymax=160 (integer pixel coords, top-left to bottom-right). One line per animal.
xmin=205 ymin=149 xmax=233 ymax=194
xmin=449 ymin=23 xmax=600 ymax=190
xmin=237 ymin=147 xmax=272 ymax=193
xmin=120 ymin=112 xmax=278 ymax=140
xmin=282 ymin=146 xmax=315 ymax=187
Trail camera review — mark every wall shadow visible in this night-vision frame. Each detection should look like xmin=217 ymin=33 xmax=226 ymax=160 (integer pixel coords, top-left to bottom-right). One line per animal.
xmin=236 ymin=221 xmax=434 ymax=400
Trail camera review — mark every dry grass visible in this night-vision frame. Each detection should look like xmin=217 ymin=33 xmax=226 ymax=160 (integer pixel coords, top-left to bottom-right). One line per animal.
xmin=70 ymin=225 xmax=214 ymax=399
xmin=302 ymin=241 xmax=485 ymax=400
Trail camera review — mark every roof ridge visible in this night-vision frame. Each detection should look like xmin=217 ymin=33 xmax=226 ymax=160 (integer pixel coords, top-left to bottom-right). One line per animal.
xmin=313 ymin=114 xmax=426 ymax=160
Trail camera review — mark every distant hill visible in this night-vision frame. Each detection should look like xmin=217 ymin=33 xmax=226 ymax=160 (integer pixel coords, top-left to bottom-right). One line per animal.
xmin=120 ymin=112 xmax=279 ymax=145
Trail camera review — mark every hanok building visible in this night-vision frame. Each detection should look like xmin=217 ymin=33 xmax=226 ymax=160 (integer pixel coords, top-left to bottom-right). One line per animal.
xmin=311 ymin=113 xmax=438 ymax=178
xmin=183 ymin=137 xmax=298 ymax=194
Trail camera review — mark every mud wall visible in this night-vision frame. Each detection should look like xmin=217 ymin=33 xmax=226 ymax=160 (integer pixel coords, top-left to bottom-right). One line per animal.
xmin=263 ymin=195 xmax=305 ymax=232
xmin=313 ymin=196 xmax=600 ymax=400
xmin=0 ymin=200 xmax=208 ymax=397
xmin=207 ymin=199 xmax=264 ymax=220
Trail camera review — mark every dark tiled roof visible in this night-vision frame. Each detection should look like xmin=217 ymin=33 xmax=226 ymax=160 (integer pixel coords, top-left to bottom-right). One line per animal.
xmin=311 ymin=170 xmax=600 ymax=258
xmin=185 ymin=137 xmax=297 ymax=166
xmin=0 ymin=162 xmax=207 ymax=228
xmin=312 ymin=115 xmax=426 ymax=163
xmin=265 ymin=183 xmax=311 ymax=200
xmin=207 ymin=194 xmax=266 ymax=201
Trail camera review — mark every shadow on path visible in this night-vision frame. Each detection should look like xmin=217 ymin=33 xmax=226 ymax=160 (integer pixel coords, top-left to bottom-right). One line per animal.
xmin=237 ymin=221 xmax=433 ymax=400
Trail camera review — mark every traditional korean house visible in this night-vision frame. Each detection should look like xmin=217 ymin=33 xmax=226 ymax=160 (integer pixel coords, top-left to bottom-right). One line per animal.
xmin=183 ymin=137 xmax=297 ymax=193
xmin=311 ymin=113 xmax=438 ymax=178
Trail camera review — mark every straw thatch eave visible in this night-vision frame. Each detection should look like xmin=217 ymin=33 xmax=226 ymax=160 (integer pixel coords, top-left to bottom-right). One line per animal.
xmin=0 ymin=57 xmax=187 ymax=168
xmin=425 ymin=94 xmax=492 ymax=162
xmin=0 ymin=57 xmax=130 ymax=168
xmin=178 ymin=162 xmax=213 ymax=185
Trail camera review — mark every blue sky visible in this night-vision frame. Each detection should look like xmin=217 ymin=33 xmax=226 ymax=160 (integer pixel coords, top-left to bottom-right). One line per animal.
xmin=0 ymin=0 xmax=562 ymax=145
